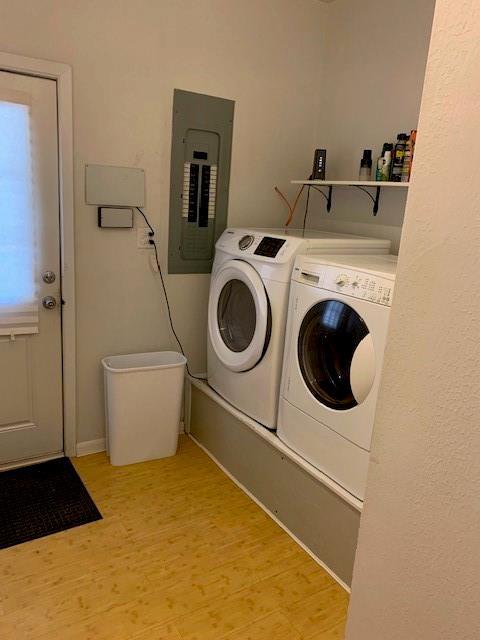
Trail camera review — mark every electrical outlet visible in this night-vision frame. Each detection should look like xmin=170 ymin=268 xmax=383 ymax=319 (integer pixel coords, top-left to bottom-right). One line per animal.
xmin=137 ymin=227 xmax=154 ymax=249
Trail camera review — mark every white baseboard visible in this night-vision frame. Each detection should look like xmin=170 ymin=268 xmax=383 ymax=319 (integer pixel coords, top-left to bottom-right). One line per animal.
xmin=76 ymin=438 xmax=106 ymax=456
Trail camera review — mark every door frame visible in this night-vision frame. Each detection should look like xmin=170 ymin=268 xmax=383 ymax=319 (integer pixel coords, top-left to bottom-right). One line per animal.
xmin=0 ymin=52 xmax=76 ymax=457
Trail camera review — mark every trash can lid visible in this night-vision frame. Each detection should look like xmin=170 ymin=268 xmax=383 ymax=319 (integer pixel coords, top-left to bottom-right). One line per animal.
xmin=102 ymin=351 xmax=187 ymax=373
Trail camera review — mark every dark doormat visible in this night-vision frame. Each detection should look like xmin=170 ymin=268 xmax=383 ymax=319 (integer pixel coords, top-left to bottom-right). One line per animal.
xmin=0 ymin=457 xmax=102 ymax=550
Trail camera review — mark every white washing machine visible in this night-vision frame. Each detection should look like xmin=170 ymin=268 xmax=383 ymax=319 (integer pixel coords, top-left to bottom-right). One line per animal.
xmin=278 ymin=254 xmax=397 ymax=500
xmin=207 ymin=228 xmax=391 ymax=429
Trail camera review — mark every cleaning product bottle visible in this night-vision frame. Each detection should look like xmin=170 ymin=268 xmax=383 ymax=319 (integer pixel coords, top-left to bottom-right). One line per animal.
xmin=401 ymin=135 xmax=412 ymax=182
xmin=382 ymin=142 xmax=393 ymax=155
xmin=359 ymin=150 xmax=373 ymax=180
xmin=402 ymin=130 xmax=417 ymax=181
xmin=391 ymin=133 xmax=408 ymax=182
xmin=376 ymin=143 xmax=393 ymax=181
xmin=376 ymin=156 xmax=385 ymax=181
xmin=382 ymin=149 xmax=392 ymax=181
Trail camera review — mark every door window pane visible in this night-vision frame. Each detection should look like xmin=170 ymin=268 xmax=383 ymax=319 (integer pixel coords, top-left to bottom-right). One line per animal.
xmin=0 ymin=98 xmax=36 ymax=323
xmin=217 ymin=279 xmax=256 ymax=352
xmin=298 ymin=300 xmax=369 ymax=410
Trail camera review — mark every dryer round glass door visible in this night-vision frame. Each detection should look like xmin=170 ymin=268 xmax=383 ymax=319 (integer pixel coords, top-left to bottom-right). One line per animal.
xmin=208 ymin=260 xmax=271 ymax=372
xmin=297 ymin=299 xmax=375 ymax=410
xmin=217 ymin=279 xmax=256 ymax=352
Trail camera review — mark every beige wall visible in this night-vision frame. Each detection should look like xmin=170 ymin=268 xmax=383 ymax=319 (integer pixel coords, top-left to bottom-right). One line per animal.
xmin=0 ymin=0 xmax=328 ymax=443
xmin=346 ymin=1 xmax=480 ymax=638
xmin=300 ymin=0 xmax=436 ymax=252
xmin=0 ymin=1 xmax=437 ymax=447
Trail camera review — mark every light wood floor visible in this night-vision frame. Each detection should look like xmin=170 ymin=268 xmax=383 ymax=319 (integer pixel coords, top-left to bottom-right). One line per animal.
xmin=0 ymin=436 xmax=348 ymax=639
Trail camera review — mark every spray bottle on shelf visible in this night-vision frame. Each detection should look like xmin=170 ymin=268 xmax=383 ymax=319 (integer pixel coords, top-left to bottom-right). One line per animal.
xmin=376 ymin=143 xmax=393 ymax=181
xmin=382 ymin=149 xmax=393 ymax=181
xmin=401 ymin=138 xmax=412 ymax=182
xmin=391 ymin=133 xmax=409 ymax=182
xmin=359 ymin=149 xmax=373 ymax=180
xmin=401 ymin=130 xmax=417 ymax=182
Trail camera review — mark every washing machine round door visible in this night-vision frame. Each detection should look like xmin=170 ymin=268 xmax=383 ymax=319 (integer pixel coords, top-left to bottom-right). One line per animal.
xmin=209 ymin=260 xmax=271 ymax=372
xmin=297 ymin=299 xmax=376 ymax=410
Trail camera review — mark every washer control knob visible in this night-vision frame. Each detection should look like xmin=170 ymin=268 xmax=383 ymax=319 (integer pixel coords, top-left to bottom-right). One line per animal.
xmin=238 ymin=235 xmax=254 ymax=251
xmin=335 ymin=274 xmax=349 ymax=287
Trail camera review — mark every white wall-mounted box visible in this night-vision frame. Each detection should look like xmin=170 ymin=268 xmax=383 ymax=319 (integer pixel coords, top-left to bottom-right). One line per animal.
xmin=85 ymin=164 xmax=145 ymax=207
xmin=98 ymin=207 xmax=134 ymax=228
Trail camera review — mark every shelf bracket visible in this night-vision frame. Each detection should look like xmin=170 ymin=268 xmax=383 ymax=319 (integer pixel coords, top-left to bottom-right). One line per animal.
xmin=352 ymin=185 xmax=381 ymax=216
xmin=310 ymin=185 xmax=333 ymax=213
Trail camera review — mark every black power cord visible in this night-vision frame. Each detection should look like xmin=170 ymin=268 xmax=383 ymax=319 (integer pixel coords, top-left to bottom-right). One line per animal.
xmin=135 ymin=207 xmax=204 ymax=380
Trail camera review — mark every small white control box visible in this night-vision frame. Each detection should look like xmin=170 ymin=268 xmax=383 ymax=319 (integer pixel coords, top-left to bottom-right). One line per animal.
xmin=98 ymin=207 xmax=133 ymax=228
xmin=86 ymin=164 xmax=145 ymax=207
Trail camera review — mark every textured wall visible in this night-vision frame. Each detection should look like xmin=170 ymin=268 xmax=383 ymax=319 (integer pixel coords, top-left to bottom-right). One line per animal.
xmin=0 ymin=0 xmax=328 ymax=443
xmin=346 ymin=1 xmax=480 ymax=638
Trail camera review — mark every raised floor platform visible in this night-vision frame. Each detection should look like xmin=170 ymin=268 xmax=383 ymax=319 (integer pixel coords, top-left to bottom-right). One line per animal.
xmin=187 ymin=378 xmax=361 ymax=588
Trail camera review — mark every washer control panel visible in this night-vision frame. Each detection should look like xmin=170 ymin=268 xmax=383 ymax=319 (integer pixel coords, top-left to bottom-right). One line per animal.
xmin=328 ymin=267 xmax=394 ymax=306
xmin=296 ymin=264 xmax=394 ymax=306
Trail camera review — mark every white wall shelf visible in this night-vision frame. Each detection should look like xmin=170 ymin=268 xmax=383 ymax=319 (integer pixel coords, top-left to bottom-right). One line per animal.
xmin=291 ymin=180 xmax=410 ymax=216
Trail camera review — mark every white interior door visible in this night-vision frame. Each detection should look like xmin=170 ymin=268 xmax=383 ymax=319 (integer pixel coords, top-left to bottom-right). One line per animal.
xmin=0 ymin=71 xmax=63 ymax=465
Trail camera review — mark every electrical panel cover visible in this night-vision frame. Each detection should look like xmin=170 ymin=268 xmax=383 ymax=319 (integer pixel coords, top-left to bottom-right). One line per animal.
xmin=168 ymin=90 xmax=234 ymax=274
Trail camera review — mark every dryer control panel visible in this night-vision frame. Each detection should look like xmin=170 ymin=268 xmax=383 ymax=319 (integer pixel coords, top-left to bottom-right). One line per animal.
xmin=216 ymin=229 xmax=292 ymax=262
xmin=294 ymin=263 xmax=395 ymax=307
xmin=254 ymin=236 xmax=286 ymax=258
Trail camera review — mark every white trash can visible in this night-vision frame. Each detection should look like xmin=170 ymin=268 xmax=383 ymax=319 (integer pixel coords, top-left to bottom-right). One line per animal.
xmin=102 ymin=351 xmax=187 ymax=466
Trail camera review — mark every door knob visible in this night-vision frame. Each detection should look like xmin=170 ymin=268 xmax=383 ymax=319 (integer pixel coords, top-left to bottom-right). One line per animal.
xmin=42 ymin=296 xmax=57 ymax=310
xmin=42 ymin=271 xmax=56 ymax=284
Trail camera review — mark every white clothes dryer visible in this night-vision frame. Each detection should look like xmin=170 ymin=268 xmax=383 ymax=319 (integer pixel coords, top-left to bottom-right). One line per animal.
xmin=207 ymin=228 xmax=391 ymax=429
xmin=278 ymin=254 xmax=397 ymax=500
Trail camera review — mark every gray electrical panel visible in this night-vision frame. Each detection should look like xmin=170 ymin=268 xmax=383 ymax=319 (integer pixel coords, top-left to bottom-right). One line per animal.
xmin=168 ymin=89 xmax=235 ymax=274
